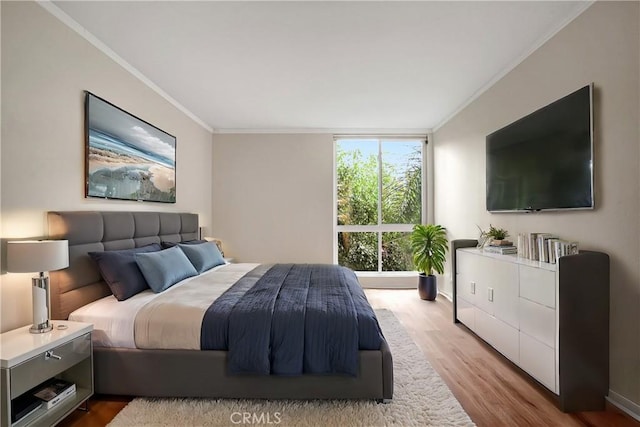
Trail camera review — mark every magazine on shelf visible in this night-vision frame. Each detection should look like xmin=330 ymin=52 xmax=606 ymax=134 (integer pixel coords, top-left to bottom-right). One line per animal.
xmin=11 ymin=393 xmax=42 ymax=423
xmin=32 ymin=378 xmax=76 ymax=410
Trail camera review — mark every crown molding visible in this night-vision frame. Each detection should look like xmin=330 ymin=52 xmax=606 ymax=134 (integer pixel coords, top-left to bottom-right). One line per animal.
xmin=433 ymin=1 xmax=595 ymax=133
xmin=37 ymin=0 xmax=214 ymax=134
xmin=214 ymin=127 xmax=431 ymax=135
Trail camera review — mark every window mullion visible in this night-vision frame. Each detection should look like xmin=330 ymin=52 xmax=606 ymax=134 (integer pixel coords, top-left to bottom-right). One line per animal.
xmin=377 ymin=139 xmax=383 ymax=272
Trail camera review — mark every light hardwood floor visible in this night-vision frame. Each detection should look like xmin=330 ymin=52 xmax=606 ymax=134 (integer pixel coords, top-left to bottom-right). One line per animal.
xmin=60 ymin=289 xmax=639 ymax=427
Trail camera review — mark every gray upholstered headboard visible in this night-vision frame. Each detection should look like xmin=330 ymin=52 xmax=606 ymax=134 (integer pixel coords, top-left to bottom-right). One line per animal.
xmin=47 ymin=211 xmax=199 ymax=320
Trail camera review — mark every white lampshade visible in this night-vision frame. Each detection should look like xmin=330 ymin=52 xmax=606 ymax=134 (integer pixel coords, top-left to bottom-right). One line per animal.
xmin=7 ymin=240 xmax=69 ymax=273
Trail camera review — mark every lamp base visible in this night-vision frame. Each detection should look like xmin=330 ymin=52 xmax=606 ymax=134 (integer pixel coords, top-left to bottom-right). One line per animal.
xmin=29 ymin=322 xmax=53 ymax=334
xmin=30 ymin=275 xmax=53 ymax=334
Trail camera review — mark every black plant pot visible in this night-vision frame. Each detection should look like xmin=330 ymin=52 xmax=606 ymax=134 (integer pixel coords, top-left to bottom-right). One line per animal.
xmin=418 ymin=274 xmax=437 ymax=301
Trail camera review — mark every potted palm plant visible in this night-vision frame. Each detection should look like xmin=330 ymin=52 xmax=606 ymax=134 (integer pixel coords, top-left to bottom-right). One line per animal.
xmin=411 ymin=224 xmax=449 ymax=301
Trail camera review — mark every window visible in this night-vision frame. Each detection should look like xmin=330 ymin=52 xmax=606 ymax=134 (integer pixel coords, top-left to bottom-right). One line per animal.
xmin=335 ymin=138 xmax=424 ymax=272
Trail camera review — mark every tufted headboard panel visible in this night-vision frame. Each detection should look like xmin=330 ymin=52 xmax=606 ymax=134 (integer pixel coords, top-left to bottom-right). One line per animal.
xmin=47 ymin=211 xmax=199 ymax=320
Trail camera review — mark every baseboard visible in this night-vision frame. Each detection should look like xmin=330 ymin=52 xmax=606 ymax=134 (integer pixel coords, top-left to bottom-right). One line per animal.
xmin=361 ymin=283 xmax=415 ymax=289
xmin=357 ymin=273 xmax=416 ymax=289
xmin=607 ymin=390 xmax=640 ymax=422
xmin=439 ymin=291 xmax=453 ymax=302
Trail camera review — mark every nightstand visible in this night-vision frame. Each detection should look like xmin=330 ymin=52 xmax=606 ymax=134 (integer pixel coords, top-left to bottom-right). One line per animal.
xmin=0 ymin=321 xmax=93 ymax=427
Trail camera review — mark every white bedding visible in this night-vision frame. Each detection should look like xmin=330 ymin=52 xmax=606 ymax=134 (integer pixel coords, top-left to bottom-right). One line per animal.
xmin=135 ymin=262 xmax=258 ymax=349
xmin=68 ymin=262 xmax=251 ymax=348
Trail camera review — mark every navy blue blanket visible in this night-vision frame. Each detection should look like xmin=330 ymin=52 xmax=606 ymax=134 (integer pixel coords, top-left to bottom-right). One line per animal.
xmin=200 ymin=264 xmax=383 ymax=376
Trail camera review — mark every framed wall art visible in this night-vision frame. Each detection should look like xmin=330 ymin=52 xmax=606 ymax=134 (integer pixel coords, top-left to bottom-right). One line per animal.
xmin=85 ymin=92 xmax=176 ymax=203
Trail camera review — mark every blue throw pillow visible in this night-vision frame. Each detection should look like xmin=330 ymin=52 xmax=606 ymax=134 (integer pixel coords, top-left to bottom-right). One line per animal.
xmin=178 ymin=242 xmax=226 ymax=273
xmin=160 ymin=239 xmax=207 ymax=249
xmin=135 ymin=246 xmax=198 ymax=293
xmin=89 ymin=244 xmax=161 ymax=301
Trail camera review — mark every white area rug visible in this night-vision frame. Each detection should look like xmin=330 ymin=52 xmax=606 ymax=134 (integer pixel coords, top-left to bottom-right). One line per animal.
xmin=109 ymin=310 xmax=475 ymax=426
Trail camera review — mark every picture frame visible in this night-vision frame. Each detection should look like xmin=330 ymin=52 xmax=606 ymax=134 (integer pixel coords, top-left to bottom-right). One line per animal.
xmin=85 ymin=92 xmax=176 ymax=203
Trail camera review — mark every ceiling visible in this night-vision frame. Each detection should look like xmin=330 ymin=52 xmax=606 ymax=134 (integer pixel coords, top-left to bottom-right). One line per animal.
xmin=51 ymin=1 xmax=590 ymax=133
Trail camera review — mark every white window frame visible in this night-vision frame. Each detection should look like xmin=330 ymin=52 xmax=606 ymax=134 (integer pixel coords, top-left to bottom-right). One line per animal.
xmin=333 ymin=136 xmax=428 ymax=273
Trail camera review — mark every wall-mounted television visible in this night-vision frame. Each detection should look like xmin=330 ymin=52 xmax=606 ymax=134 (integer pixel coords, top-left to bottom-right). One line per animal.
xmin=486 ymin=84 xmax=593 ymax=212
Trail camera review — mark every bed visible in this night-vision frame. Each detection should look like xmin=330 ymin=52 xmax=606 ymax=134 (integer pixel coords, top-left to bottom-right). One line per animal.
xmin=47 ymin=211 xmax=393 ymax=401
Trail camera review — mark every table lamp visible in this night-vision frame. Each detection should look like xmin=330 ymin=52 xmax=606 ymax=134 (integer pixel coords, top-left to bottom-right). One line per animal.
xmin=203 ymin=237 xmax=224 ymax=257
xmin=7 ymin=240 xmax=69 ymax=333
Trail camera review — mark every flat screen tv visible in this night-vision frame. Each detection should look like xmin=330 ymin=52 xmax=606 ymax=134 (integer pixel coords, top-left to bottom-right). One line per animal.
xmin=486 ymin=84 xmax=593 ymax=212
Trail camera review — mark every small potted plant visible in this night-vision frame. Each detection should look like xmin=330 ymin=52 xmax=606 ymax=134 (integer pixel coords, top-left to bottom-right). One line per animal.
xmin=485 ymin=224 xmax=510 ymax=246
xmin=411 ymin=224 xmax=449 ymax=301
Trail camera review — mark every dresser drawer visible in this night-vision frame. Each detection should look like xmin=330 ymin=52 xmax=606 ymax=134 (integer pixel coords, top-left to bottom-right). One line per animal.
xmin=475 ymin=308 xmax=519 ymax=364
xmin=519 ymin=298 xmax=556 ymax=348
xmin=519 ymin=331 xmax=557 ymax=393
xmin=10 ymin=333 xmax=91 ymax=397
xmin=456 ymin=294 xmax=475 ymax=330
xmin=519 ymin=265 xmax=556 ymax=308
xmin=456 ymin=273 xmax=477 ymax=304
xmin=456 ymin=250 xmax=479 ymax=276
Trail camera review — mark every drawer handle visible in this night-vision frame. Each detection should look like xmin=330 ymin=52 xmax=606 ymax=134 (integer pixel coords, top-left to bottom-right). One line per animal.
xmin=45 ymin=350 xmax=62 ymax=361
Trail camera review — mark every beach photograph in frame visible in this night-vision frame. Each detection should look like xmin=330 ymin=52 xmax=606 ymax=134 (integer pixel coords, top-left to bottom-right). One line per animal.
xmin=85 ymin=92 xmax=176 ymax=203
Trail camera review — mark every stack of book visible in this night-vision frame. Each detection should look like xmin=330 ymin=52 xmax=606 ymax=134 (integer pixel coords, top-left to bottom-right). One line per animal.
xmin=32 ymin=378 xmax=76 ymax=410
xmin=517 ymin=233 xmax=579 ymax=263
xmin=484 ymin=245 xmax=518 ymax=255
xmin=483 ymin=240 xmax=518 ymax=255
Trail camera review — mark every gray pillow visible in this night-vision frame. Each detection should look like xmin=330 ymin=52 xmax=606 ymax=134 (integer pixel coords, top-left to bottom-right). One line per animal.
xmin=178 ymin=242 xmax=225 ymax=273
xmin=89 ymin=243 xmax=161 ymax=301
xmin=135 ymin=246 xmax=198 ymax=293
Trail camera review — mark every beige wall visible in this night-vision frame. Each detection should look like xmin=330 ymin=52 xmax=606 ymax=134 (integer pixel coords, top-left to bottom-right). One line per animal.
xmin=0 ymin=2 xmax=213 ymax=332
xmin=3 ymin=0 xmax=637 ymax=410
xmin=212 ymin=134 xmax=333 ymax=264
xmin=433 ymin=1 xmax=639 ymax=410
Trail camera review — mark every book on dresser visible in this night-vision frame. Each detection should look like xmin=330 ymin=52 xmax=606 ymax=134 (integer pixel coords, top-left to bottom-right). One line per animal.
xmin=483 ymin=245 xmax=518 ymax=255
xmin=32 ymin=378 xmax=76 ymax=410
xmin=536 ymin=234 xmax=557 ymax=263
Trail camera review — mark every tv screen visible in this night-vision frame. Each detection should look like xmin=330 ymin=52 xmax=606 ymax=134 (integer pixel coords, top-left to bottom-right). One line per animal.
xmin=486 ymin=84 xmax=593 ymax=212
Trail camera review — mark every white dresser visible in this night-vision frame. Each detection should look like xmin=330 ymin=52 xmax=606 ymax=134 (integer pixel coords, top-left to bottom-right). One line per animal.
xmin=452 ymin=242 xmax=609 ymax=412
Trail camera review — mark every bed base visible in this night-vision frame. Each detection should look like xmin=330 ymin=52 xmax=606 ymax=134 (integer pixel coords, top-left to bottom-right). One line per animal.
xmin=94 ymin=340 xmax=393 ymax=400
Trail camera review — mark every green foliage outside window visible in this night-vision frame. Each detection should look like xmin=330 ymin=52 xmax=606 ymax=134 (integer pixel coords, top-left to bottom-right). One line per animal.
xmin=337 ymin=143 xmax=422 ymax=271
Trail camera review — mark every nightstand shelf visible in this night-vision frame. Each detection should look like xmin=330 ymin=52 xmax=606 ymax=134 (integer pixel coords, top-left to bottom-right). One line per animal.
xmin=0 ymin=321 xmax=93 ymax=427
xmin=12 ymin=386 xmax=92 ymax=427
